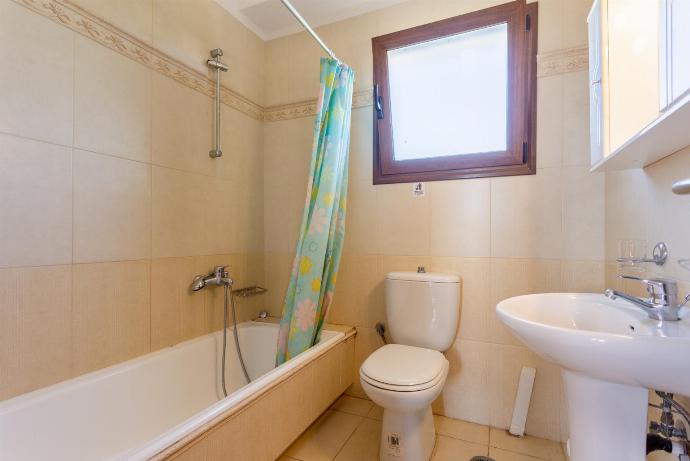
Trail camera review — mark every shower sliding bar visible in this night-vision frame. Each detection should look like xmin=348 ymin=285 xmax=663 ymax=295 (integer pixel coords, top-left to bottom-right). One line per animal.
xmin=207 ymin=48 xmax=228 ymax=159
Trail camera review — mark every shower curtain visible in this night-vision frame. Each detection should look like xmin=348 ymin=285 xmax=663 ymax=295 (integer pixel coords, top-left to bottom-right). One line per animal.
xmin=276 ymin=58 xmax=355 ymax=365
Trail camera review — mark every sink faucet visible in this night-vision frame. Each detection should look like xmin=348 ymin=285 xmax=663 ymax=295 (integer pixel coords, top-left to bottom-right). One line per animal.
xmin=605 ymin=275 xmax=690 ymax=321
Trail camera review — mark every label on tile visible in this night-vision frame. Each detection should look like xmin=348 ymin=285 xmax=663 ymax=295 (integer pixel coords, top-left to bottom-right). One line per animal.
xmin=386 ymin=433 xmax=402 ymax=457
xmin=412 ymin=182 xmax=425 ymax=197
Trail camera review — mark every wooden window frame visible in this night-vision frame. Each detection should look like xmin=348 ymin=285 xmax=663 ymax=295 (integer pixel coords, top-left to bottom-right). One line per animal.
xmin=372 ymin=1 xmax=538 ymax=184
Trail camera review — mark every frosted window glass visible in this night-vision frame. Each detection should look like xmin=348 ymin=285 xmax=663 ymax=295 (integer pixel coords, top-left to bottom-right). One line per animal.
xmin=387 ymin=23 xmax=508 ymax=161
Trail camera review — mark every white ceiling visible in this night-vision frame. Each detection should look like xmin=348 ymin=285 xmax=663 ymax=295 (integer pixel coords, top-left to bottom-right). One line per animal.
xmin=215 ymin=0 xmax=409 ymax=40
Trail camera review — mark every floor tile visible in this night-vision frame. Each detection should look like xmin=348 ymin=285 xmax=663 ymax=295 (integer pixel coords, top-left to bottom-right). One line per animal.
xmin=333 ymin=418 xmax=380 ymax=461
xmin=285 ymin=410 xmax=363 ymax=461
xmin=331 ymin=395 xmax=374 ymax=417
xmin=434 ymin=414 xmax=490 ymax=445
xmin=366 ymin=405 xmax=384 ymax=421
xmin=431 ymin=435 xmax=488 ymax=460
xmin=490 ymin=447 xmax=546 ymax=461
xmin=490 ymin=428 xmax=565 ymax=461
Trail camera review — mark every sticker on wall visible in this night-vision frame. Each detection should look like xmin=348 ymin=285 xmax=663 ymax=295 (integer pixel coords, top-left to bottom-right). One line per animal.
xmin=386 ymin=433 xmax=402 ymax=457
xmin=412 ymin=182 xmax=425 ymax=197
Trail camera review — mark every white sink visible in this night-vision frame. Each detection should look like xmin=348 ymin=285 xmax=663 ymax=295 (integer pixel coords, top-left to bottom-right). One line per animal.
xmin=497 ymin=293 xmax=690 ymax=461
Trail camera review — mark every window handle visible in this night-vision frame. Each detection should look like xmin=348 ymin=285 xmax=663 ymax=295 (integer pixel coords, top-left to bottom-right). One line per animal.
xmin=374 ymin=84 xmax=384 ymax=119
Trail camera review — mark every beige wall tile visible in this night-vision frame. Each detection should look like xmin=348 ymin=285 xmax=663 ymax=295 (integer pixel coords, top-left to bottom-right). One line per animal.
xmin=69 ymin=0 xmax=154 ymax=44
xmin=0 ymin=265 xmax=71 ymax=401
xmin=434 ymin=339 xmax=491 ymax=426
xmin=488 ymin=345 xmax=562 ymax=442
xmin=536 ymin=75 xmax=564 ymax=168
xmin=561 ymin=71 xmax=591 ymax=167
xmin=73 ymin=150 xmax=151 ymax=263
xmin=490 ymin=427 xmax=566 ymax=461
xmin=430 ymin=257 xmax=492 ymax=343
xmin=491 ymin=169 xmax=563 ymax=259
xmin=429 ymin=179 xmax=491 ymax=258
xmin=0 ymin=1 xmax=73 ymax=146
xmin=376 ymin=183 xmax=431 ymax=256
xmin=74 ymin=36 xmax=152 ymax=162
xmin=0 ymin=134 xmax=72 ymax=268
xmin=151 ymin=73 xmax=215 ymax=176
xmin=604 ymin=168 xmax=651 ymax=262
xmin=433 ymin=414 xmax=489 ymax=445
xmin=561 ymin=168 xmax=605 ymax=261
xmin=535 ymin=0 xmax=564 ymax=53
xmin=342 ymin=179 xmax=378 ymax=255
xmin=329 ymin=254 xmax=383 ymax=329
xmin=264 ymin=38 xmax=291 ymax=107
xmin=348 ymin=107 xmax=374 ymax=184
xmin=562 ymin=260 xmax=605 ymax=293
xmin=490 ymin=259 xmax=562 ymax=346
xmin=151 ymin=166 xmax=208 ymax=258
xmin=151 ymin=256 xmax=212 ymax=350
xmin=72 ymin=260 xmax=151 ymax=375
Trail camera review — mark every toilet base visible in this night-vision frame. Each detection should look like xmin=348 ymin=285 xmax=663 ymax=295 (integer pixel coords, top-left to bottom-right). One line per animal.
xmin=379 ymin=405 xmax=436 ymax=461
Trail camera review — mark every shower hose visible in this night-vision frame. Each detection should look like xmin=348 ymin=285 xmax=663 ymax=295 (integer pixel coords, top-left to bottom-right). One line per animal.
xmin=222 ymin=284 xmax=251 ymax=397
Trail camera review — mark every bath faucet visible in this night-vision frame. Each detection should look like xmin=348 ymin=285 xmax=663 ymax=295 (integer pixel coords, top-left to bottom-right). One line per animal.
xmin=190 ymin=266 xmax=233 ymax=291
xmin=605 ymin=275 xmax=690 ymax=321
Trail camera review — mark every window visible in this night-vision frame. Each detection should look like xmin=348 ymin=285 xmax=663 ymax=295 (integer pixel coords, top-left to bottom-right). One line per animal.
xmin=372 ymin=1 xmax=538 ymax=184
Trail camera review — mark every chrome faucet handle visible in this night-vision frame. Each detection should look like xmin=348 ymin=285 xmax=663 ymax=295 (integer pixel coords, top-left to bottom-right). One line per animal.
xmin=213 ymin=265 xmax=228 ymax=276
xmin=617 ymin=275 xmax=678 ymax=306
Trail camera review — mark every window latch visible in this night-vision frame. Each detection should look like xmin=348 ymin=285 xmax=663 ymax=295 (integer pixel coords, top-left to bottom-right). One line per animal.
xmin=374 ymin=84 xmax=384 ymax=119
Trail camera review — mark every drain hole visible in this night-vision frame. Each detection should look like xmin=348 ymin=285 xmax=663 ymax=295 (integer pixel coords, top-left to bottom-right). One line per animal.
xmin=470 ymin=457 xmax=495 ymax=461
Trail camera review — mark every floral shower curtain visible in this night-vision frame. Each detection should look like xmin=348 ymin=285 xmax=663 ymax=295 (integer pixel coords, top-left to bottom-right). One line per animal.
xmin=276 ymin=58 xmax=355 ymax=365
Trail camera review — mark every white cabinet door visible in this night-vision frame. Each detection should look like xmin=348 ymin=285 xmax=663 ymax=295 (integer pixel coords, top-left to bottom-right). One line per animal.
xmin=661 ymin=0 xmax=690 ymax=110
xmin=588 ymin=0 xmax=604 ymax=164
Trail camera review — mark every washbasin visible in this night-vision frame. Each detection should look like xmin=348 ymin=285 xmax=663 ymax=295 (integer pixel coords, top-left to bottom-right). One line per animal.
xmin=496 ymin=293 xmax=690 ymax=461
xmin=497 ymin=293 xmax=690 ymax=395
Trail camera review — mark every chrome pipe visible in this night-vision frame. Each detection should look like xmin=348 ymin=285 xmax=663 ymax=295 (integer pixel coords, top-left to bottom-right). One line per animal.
xmin=279 ymin=0 xmax=340 ymax=62
xmin=207 ymin=48 xmax=228 ymax=159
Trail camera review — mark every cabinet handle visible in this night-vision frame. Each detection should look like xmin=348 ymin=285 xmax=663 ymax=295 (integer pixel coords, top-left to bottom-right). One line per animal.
xmin=591 ymin=79 xmax=602 ymax=85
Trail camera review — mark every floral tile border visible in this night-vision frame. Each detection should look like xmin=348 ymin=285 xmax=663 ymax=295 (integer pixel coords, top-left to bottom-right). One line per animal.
xmin=14 ymin=0 xmax=588 ymax=122
xmin=264 ymin=88 xmax=374 ymax=122
xmin=14 ymin=0 xmax=264 ymax=120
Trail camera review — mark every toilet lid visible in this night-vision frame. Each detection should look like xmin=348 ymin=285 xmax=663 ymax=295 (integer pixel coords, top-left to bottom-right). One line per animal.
xmin=360 ymin=344 xmax=446 ymax=387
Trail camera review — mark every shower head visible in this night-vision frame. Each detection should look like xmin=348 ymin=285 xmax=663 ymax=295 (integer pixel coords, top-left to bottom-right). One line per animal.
xmin=190 ymin=275 xmax=206 ymax=292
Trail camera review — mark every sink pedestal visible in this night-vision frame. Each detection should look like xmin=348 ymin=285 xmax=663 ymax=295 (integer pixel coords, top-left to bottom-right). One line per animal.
xmin=563 ymin=370 xmax=648 ymax=461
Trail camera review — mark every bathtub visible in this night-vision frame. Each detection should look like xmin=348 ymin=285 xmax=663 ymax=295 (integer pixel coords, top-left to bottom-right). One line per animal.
xmin=0 ymin=321 xmax=353 ymax=461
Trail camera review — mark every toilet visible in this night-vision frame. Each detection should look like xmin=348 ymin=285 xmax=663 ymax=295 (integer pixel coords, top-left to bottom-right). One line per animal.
xmin=360 ymin=271 xmax=460 ymax=461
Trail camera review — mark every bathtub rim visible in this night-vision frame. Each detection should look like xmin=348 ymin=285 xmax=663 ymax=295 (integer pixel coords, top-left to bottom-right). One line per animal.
xmin=129 ymin=322 xmax=354 ymax=461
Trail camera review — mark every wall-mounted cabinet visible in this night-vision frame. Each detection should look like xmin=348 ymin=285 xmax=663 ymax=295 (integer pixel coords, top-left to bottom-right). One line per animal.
xmin=589 ymin=0 xmax=690 ymax=172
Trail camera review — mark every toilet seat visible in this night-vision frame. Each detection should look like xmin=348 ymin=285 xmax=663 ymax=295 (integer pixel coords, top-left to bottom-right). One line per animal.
xmin=360 ymin=344 xmax=447 ymax=392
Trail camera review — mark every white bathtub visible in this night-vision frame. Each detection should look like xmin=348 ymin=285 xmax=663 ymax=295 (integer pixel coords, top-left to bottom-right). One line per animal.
xmin=0 ymin=321 xmax=344 ymax=461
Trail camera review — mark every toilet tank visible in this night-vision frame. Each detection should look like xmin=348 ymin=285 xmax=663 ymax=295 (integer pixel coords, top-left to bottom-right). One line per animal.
xmin=385 ymin=272 xmax=461 ymax=351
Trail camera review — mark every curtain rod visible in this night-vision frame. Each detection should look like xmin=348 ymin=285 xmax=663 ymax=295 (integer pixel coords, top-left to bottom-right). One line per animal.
xmin=279 ymin=0 xmax=340 ymax=63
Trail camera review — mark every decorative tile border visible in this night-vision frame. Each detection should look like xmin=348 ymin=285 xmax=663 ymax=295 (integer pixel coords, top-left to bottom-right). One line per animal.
xmin=14 ymin=0 xmax=264 ymax=120
xmin=14 ymin=0 xmax=587 ymax=122
xmin=537 ymin=46 xmax=589 ymax=77
xmin=264 ymin=88 xmax=374 ymax=122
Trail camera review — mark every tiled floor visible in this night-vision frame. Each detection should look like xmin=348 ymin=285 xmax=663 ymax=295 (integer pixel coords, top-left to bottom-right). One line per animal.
xmin=278 ymin=396 xmax=566 ymax=461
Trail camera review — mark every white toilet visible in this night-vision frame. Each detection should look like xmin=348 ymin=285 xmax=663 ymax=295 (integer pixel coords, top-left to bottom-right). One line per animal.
xmin=360 ymin=271 xmax=460 ymax=461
